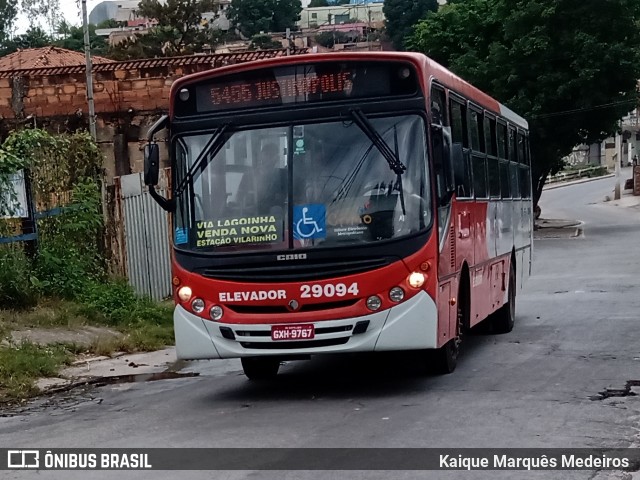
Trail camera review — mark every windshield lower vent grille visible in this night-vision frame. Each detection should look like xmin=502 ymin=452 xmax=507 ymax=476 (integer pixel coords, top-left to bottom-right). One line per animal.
xmin=197 ymin=258 xmax=391 ymax=282
xmin=227 ymin=299 xmax=358 ymax=314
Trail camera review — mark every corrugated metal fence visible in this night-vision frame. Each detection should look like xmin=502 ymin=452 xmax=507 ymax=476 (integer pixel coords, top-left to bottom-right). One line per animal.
xmin=114 ymin=171 xmax=172 ymax=301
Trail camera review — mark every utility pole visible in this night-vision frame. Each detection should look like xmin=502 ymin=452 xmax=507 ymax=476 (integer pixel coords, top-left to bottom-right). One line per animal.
xmin=286 ymin=27 xmax=291 ymax=56
xmin=614 ymin=132 xmax=621 ymax=200
xmin=82 ymin=0 xmax=97 ymax=141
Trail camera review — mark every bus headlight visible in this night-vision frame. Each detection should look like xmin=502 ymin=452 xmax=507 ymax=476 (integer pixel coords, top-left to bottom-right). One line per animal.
xmin=210 ymin=305 xmax=224 ymax=321
xmin=389 ymin=287 xmax=405 ymax=302
xmin=366 ymin=295 xmax=382 ymax=311
xmin=408 ymin=272 xmax=425 ymax=288
xmin=191 ymin=298 xmax=205 ymax=313
xmin=178 ymin=286 xmax=192 ymax=302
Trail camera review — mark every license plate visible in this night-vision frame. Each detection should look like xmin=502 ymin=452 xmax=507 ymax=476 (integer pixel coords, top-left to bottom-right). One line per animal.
xmin=271 ymin=324 xmax=315 ymax=341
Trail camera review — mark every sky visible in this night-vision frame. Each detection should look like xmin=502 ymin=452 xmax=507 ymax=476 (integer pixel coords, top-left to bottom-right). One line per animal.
xmin=15 ymin=0 xmax=316 ymax=35
xmin=15 ymin=0 xmax=104 ymax=34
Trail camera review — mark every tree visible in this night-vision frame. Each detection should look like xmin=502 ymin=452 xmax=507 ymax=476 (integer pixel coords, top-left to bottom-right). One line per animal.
xmin=383 ymin=0 xmax=438 ymax=50
xmin=0 ymin=0 xmax=18 ymax=44
xmin=308 ymin=0 xmax=328 ymax=7
xmin=21 ymin=0 xmax=61 ymax=34
xmin=409 ymin=0 xmax=640 ymax=206
xmin=107 ymin=0 xmax=227 ymax=58
xmin=54 ymin=24 xmax=108 ymax=56
xmin=315 ymin=30 xmax=348 ymax=48
xmin=228 ymin=0 xmax=302 ymax=38
xmin=0 ymin=26 xmax=52 ymax=56
xmin=249 ymin=33 xmax=282 ymax=50
xmin=96 ymin=18 xmax=125 ymax=29
xmin=137 ymin=0 xmax=217 ymax=53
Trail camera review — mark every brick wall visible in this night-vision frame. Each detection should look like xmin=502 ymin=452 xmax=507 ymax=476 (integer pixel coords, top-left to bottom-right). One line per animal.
xmin=0 ymin=50 xmax=303 ymax=183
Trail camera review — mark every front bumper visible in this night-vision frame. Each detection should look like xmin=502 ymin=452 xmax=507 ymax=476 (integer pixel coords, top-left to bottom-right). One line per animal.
xmin=174 ymin=290 xmax=438 ymax=360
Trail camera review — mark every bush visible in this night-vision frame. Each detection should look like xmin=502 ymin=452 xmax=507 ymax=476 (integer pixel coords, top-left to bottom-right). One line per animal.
xmin=249 ymin=34 xmax=282 ymax=50
xmin=0 ymin=246 xmax=37 ymax=308
xmin=315 ymin=31 xmax=349 ymax=48
xmin=79 ymin=280 xmax=172 ymax=327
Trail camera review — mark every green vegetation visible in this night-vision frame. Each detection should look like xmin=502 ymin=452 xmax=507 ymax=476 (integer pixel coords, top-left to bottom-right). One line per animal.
xmin=249 ymin=34 xmax=283 ymax=50
xmin=0 ymin=129 xmax=174 ymax=403
xmin=228 ymin=0 xmax=302 ymax=38
xmin=0 ymin=342 xmax=73 ymax=401
xmin=409 ymin=0 xmax=640 ymax=206
xmin=382 ymin=0 xmax=438 ymax=50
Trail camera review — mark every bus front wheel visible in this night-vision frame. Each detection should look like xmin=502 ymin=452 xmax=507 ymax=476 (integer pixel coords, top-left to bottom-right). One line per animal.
xmin=241 ymin=357 xmax=280 ymax=380
xmin=429 ymin=338 xmax=459 ymax=374
xmin=428 ymin=276 xmax=467 ymax=375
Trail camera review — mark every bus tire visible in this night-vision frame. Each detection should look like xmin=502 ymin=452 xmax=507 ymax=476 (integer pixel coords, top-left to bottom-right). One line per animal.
xmin=241 ymin=357 xmax=280 ymax=380
xmin=491 ymin=261 xmax=516 ymax=334
xmin=429 ymin=276 xmax=467 ymax=375
xmin=430 ymin=339 xmax=459 ymax=375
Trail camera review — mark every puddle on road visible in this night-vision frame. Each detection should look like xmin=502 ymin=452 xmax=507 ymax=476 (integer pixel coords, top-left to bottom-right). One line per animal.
xmin=91 ymin=371 xmax=199 ymax=387
xmin=590 ymin=380 xmax=640 ymax=401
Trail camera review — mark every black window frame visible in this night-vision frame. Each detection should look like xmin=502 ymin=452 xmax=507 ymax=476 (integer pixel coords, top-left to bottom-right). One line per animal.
xmin=497 ymin=121 xmax=507 ymax=160
xmin=499 ymin=159 xmax=511 ymax=199
xmin=449 ymin=94 xmax=472 ymax=200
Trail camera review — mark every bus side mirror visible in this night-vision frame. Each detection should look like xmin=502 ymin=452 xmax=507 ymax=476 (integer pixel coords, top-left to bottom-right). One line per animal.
xmin=144 ymin=143 xmax=159 ymax=186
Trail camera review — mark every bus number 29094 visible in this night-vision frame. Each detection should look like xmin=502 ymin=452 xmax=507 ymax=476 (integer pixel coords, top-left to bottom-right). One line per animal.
xmin=300 ymin=283 xmax=359 ymax=299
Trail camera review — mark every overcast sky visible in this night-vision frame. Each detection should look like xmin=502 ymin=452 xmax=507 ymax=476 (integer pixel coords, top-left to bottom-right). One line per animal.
xmin=15 ymin=0 xmax=108 ymax=34
xmin=15 ymin=0 xmax=315 ymax=34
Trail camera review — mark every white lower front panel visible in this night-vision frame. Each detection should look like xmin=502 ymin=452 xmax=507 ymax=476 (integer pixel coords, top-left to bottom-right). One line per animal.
xmin=173 ymin=291 xmax=439 ymax=360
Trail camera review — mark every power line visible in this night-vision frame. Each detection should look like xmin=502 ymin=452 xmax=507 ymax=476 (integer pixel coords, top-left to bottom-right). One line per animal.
xmin=531 ymin=99 xmax=637 ymax=119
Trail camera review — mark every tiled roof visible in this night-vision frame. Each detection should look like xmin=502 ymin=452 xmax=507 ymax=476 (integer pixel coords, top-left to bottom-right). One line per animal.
xmin=0 ymin=49 xmax=308 ymax=78
xmin=0 ymin=46 xmax=114 ymax=71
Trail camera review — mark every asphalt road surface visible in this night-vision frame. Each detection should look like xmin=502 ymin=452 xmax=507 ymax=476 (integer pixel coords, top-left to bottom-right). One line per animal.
xmin=2 ymin=174 xmax=640 ymax=480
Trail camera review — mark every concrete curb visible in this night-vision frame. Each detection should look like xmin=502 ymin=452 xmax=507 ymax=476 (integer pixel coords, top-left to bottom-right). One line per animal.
xmin=36 ymin=347 xmax=179 ymax=393
xmin=544 ymin=174 xmax=614 ymax=191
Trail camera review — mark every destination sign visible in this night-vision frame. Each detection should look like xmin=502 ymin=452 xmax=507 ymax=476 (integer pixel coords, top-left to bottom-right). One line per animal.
xmin=180 ymin=62 xmax=420 ymax=115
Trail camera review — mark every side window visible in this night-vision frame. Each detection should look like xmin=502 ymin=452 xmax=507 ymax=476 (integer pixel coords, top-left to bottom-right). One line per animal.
xmin=450 ymin=99 xmax=472 ymax=198
xmin=469 ymin=109 xmax=482 ymax=152
xmin=487 ymin=157 xmax=500 ymax=198
xmin=485 ymin=116 xmax=497 ymax=157
xmin=450 ymin=100 xmax=468 ymax=148
xmin=510 ymin=163 xmax=520 ymax=199
xmin=519 ymin=165 xmax=531 ymax=199
xmin=508 ymin=127 xmax=517 ymax=162
xmin=497 ymin=122 xmax=507 ymax=159
xmin=473 ymin=156 xmax=487 ymax=199
xmin=517 ymin=132 xmax=526 ymax=164
xmin=499 ymin=160 xmax=511 ymax=199
xmin=431 ymin=86 xmax=447 ymax=126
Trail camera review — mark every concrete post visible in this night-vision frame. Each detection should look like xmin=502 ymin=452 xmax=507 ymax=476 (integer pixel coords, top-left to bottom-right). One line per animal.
xmin=614 ymin=133 xmax=621 ymax=200
xmin=82 ymin=0 xmax=97 ymax=141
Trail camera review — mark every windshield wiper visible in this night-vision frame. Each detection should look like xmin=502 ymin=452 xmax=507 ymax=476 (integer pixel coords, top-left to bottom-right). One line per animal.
xmin=349 ymin=109 xmax=407 ymax=215
xmin=175 ymin=124 xmax=230 ymax=197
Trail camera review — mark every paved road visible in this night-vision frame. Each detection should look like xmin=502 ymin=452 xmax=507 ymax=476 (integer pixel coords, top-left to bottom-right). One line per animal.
xmin=2 ymin=174 xmax=640 ymax=480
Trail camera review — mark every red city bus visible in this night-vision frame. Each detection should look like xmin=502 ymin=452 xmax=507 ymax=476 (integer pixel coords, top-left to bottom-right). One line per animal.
xmin=144 ymin=52 xmax=533 ymax=380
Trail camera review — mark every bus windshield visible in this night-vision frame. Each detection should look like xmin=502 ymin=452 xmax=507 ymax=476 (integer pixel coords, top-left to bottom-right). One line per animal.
xmin=173 ymin=114 xmax=430 ymax=253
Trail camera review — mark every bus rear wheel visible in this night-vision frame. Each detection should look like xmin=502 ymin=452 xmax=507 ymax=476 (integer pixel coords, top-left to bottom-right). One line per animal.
xmin=241 ymin=357 xmax=280 ymax=380
xmin=490 ymin=262 xmax=516 ymax=334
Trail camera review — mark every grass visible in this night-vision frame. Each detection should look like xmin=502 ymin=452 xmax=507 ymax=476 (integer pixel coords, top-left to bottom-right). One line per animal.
xmin=0 ymin=342 xmax=74 ymax=402
xmin=0 ymin=290 xmax=175 ymax=404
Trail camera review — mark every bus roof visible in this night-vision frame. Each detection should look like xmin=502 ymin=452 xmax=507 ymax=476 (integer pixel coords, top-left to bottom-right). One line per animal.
xmin=170 ymin=51 xmax=528 ymax=130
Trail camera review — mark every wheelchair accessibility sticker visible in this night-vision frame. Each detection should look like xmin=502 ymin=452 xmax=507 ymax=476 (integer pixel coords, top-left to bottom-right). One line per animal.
xmin=293 ymin=204 xmax=326 ymax=240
